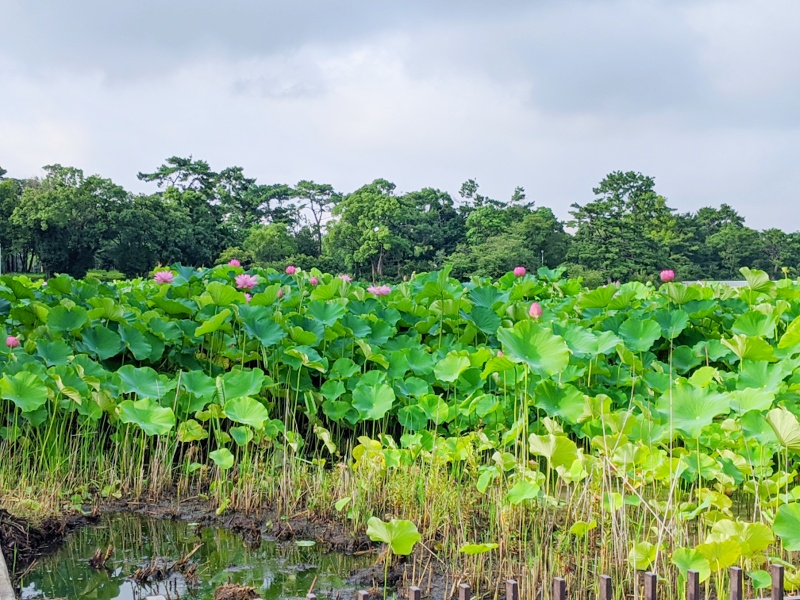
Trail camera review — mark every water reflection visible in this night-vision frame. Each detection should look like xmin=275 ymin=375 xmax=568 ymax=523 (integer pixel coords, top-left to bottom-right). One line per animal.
xmin=20 ymin=514 xmax=370 ymax=600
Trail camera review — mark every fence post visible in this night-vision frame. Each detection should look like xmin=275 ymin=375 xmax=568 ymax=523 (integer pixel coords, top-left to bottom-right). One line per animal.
xmin=307 ymin=594 xmax=317 ymax=600
xmin=458 ymin=583 xmax=471 ymax=600
xmin=686 ymin=571 xmax=700 ymax=600
xmin=409 ymin=586 xmax=421 ymax=600
xmin=599 ymin=575 xmax=612 ymax=600
xmin=358 ymin=591 xmax=370 ymax=600
xmin=506 ymin=579 xmax=519 ymax=600
xmin=729 ymin=567 xmax=743 ymax=600
xmin=771 ymin=565 xmax=784 ymax=600
xmin=644 ymin=572 xmax=657 ymax=600
xmin=553 ymin=577 xmax=566 ymax=600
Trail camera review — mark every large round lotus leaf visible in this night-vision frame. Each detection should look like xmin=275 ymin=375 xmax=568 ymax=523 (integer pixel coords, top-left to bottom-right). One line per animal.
xmin=0 ymin=371 xmax=49 ymax=413
xmin=117 ymin=365 xmax=171 ymax=400
xmin=352 ymin=382 xmax=395 ymax=420
xmin=497 ymin=321 xmax=569 ymax=378
xmin=118 ymin=398 xmax=176 ymax=436
xmin=224 ymin=397 xmax=269 ymax=430
xmin=774 ymin=503 xmax=800 ymax=551
xmin=47 ymin=305 xmax=88 ymax=332
xmin=81 ymin=325 xmax=123 ymax=360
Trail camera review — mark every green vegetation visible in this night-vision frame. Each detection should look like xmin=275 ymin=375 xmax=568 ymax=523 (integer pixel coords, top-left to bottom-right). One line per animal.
xmin=3 ymin=160 xmax=799 ymax=284
xmin=1 ymin=263 xmax=800 ymax=594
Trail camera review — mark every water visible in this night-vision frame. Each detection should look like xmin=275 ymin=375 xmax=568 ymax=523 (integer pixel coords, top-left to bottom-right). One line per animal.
xmin=20 ymin=514 xmax=372 ymax=600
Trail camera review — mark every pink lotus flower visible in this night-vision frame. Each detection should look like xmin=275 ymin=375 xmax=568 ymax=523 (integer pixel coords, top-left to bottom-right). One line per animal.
xmin=285 ymin=265 xmax=297 ymax=275
xmin=228 ymin=259 xmax=241 ymax=267
xmin=154 ymin=271 xmax=174 ymax=284
xmin=529 ymin=302 xmax=543 ymax=319
xmin=497 ymin=350 xmax=503 ymax=357
xmin=6 ymin=335 xmax=20 ymax=348
xmin=277 ymin=289 xmax=284 ymax=298
xmin=368 ymin=285 xmax=392 ymax=296
xmin=244 ymin=293 xmax=252 ymax=303
xmin=235 ymin=273 xmax=258 ymax=289
xmin=514 ymin=266 xmax=526 ymax=277
xmin=309 ymin=276 xmax=319 ymax=286
xmin=338 ymin=274 xmax=352 ymax=282
xmin=660 ymin=269 xmax=675 ymax=282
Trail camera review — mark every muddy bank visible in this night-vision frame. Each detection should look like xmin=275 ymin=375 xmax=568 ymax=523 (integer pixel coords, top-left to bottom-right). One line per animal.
xmin=0 ymin=508 xmax=96 ymax=577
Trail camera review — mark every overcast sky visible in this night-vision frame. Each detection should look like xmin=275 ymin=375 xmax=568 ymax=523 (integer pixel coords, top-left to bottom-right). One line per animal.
xmin=1 ymin=0 xmax=798 ymax=229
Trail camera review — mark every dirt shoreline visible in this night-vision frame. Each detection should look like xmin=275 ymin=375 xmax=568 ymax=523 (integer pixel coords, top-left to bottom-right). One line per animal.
xmin=0 ymin=498 xmax=454 ymax=600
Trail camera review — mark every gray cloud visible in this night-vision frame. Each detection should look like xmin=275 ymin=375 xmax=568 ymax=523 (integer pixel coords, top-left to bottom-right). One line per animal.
xmin=1 ymin=0 xmax=799 ymax=231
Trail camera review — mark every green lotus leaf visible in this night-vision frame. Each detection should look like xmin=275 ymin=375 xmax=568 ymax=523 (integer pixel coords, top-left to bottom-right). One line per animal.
xmin=118 ymin=398 xmax=176 ymax=436
xmin=0 ymin=371 xmax=49 ymax=413
xmin=177 ymin=419 xmax=208 ymax=442
xmin=366 ymin=517 xmax=421 ymax=556
xmin=81 ymin=325 xmax=123 ymax=360
xmin=209 ymin=447 xmax=235 ymax=470
xmin=655 ymin=383 xmax=730 ymax=439
xmin=497 ymin=321 xmax=569 ymax=378
xmin=352 ymin=381 xmax=395 ymax=420
xmin=671 ymin=548 xmax=710 ymax=582
xmin=774 ymin=503 xmax=800 ymax=551
xmin=224 ymin=397 xmax=269 ymax=430
xmin=47 ymin=305 xmax=88 ymax=332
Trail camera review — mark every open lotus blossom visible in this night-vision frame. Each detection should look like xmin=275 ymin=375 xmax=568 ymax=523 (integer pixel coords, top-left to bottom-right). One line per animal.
xmin=529 ymin=302 xmax=543 ymax=319
xmin=235 ymin=273 xmax=258 ymax=290
xmin=228 ymin=259 xmax=241 ymax=267
xmin=309 ymin=276 xmax=319 ymax=286
xmin=378 ymin=285 xmax=391 ymax=295
xmin=6 ymin=335 xmax=20 ymax=348
xmin=660 ymin=269 xmax=676 ymax=282
xmin=154 ymin=271 xmax=174 ymax=284
xmin=244 ymin=293 xmax=252 ymax=303
xmin=285 ymin=265 xmax=297 ymax=275
xmin=513 ymin=266 xmax=526 ymax=277
xmin=338 ymin=274 xmax=352 ymax=282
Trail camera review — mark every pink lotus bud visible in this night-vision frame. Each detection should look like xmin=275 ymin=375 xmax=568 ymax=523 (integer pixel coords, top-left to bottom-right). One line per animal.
xmin=244 ymin=293 xmax=252 ymax=303
xmin=277 ymin=289 xmax=284 ymax=298
xmin=285 ymin=265 xmax=297 ymax=275
xmin=228 ymin=259 xmax=241 ymax=267
xmin=514 ymin=266 xmax=526 ymax=277
xmin=497 ymin=350 xmax=503 ymax=357
xmin=529 ymin=302 xmax=543 ymax=319
xmin=338 ymin=274 xmax=352 ymax=282
xmin=5 ymin=335 xmax=20 ymax=348
xmin=309 ymin=276 xmax=319 ymax=286
xmin=660 ymin=269 xmax=675 ymax=282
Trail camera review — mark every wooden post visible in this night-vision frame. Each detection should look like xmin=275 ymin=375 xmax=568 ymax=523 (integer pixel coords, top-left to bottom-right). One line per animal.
xmin=358 ymin=591 xmax=370 ymax=600
xmin=729 ymin=567 xmax=743 ymax=600
xmin=553 ymin=577 xmax=566 ymax=600
xmin=458 ymin=583 xmax=471 ymax=600
xmin=409 ymin=586 xmax=421 ymax=600
xmin=599 ymin=575 xmax=612 ymax=600
xmin=506 ymin=579 xmax=519 ymax=600
xmin=644 ymin=572 xmax=657 ymax=600
xmin=771 ymin=565 xmax=784 ymax=600
xmin=307 ymin=594 xmax=317 ymax=600
xmin=687 ymin=571 xmax=700 ymax=600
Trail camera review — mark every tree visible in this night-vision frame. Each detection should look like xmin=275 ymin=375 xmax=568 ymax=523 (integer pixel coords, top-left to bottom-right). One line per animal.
xmin=568 ymin=171 xmax=676 ymax=281
xmin=11 ymin=165 xmax=124 ymax=277
xmin=245 ymin=222 xmax=297 ymax=266
xmin=137 ymin=156 xmax=217 ymax=193
xmin=294 ymin=180 xmax=339 ymax=256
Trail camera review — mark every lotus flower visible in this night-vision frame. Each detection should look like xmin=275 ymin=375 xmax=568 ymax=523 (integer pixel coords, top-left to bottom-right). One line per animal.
xmin=244 ymin=293 xmax=252 ymax=303
xmin=228 ymin=259 xmax=241 ymax=267
xmin=338 ymin=274 xmax=352 ymax=282
xmin=529 ymin=302 xmax=543 ymax=319
xmin=513 ymin=266 xmax=526 ymax=277
xmin=235 ymin=273 xmax=258 ymax=289
xmin=5 ymin=335 xmax=20 ymax=348
xmin=286 ymin=265 xmax=297 ymax=275
xmin=309 ymin=276 xmax=319 ymax=286
xmin=660 ymin=269 xmax=676 ymax=282
xmin=368 ymin=285 xmax=392 ymax=296
xmin=497 ymin=350 xmax=503 ymax=357
xmin=277 ymin=288 xmax=284 ymax=298
xmin=379 ymin=285 xmax=391 ymax=295
xmin=154 ymin=271 xmax=174 ymax=284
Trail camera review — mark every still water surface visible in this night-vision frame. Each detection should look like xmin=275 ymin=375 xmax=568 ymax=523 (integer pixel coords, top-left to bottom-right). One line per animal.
xmin=20 ymin=514 xmax=370 ymax=600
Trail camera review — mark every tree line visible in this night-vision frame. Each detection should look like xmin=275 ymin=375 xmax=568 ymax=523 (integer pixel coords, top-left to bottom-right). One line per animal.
xmin=0 ymin=159 xmax=794 ymax=285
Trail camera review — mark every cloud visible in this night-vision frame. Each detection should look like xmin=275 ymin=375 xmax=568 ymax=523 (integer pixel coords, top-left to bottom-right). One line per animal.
xmin=1 ymin=0 xmax=799 ymax=231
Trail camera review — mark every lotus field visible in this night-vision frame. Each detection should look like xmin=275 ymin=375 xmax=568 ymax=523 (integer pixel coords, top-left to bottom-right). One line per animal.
xmin=2 ymin=264 xmax=800 ymax=593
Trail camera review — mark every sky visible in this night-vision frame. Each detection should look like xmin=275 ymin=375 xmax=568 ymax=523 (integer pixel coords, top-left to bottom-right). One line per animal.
xmin=1 ymin=0 xmax=798 ymax=230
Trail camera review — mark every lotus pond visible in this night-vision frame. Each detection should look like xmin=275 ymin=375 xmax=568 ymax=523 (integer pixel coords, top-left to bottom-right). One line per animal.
xmin=1 ymin=264 xmax=800 ymax=596
xmin=19 ymin=513 xmax=369 ymax=600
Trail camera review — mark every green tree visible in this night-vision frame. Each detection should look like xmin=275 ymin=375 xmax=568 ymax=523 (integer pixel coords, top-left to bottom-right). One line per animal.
xmin=294 ymin=180 xmax=339 ymax=256
xmin=11 ymin=165 xmax=124 ymax=277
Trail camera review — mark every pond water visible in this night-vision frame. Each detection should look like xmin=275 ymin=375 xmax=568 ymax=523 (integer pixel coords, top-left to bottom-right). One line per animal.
xmin=19 ymin=514 xmax=372 ymax=600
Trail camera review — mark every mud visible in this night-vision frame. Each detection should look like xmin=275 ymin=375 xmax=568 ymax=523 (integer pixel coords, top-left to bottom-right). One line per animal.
xmin=0 ymin=508 xmax=96 ymax=576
